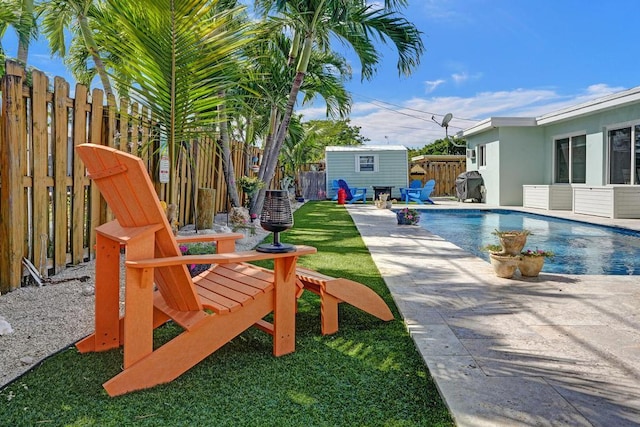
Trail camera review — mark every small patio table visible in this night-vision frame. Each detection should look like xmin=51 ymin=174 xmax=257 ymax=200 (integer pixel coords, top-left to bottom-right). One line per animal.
xmin=372 ymin=186 xmax=394 ymax=200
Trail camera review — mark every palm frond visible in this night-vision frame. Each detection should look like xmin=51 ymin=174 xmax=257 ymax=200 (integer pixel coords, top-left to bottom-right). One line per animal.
xmin=35 ymin=0 xmax=75 ymax=57
xmin=104 ymin=0 xmax=253 ymax=139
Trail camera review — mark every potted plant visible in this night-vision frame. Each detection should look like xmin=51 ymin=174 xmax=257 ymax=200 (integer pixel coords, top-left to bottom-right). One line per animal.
xmin=237 ymin=175 xmax=265 ymax=208
xmin=519 ymin=248 xmax=554 ymax=277
xmin=484 ymin=244 xmax=520 ymax=278
xmin=396 ymin=207 xmax=420 ymax=225
xmin=492 ymin=229 xmax=531 ymax=255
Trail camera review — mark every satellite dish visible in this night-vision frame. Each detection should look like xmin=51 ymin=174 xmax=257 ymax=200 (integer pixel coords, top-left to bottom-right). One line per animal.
xmin=432 ymin=112 xmax=464 ymax=148
xmin=441 ymin=113 xmax=453 ymax=128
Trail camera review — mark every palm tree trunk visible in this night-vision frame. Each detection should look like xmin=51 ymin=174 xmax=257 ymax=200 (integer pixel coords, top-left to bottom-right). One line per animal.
xmin=16 ymin=0 xmax=33 ymax=65
xmin=218 ymin=97 xmax=241 ymax=207
xmin=252 ymin=70 xmax=305 ymax=216
xmin=249 ymin=105 xmax=278 ymax=215
xmin=77 ymin=13 xmax=113 ymax=96
xmin=16 ymin=43 xmax=28 ymax=65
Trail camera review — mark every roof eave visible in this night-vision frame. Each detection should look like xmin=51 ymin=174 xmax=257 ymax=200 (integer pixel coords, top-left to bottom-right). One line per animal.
xmin=462 ymin=117 xmax=536 ymax=137
xmin=537 ymin=86 xmax=640 ymax=125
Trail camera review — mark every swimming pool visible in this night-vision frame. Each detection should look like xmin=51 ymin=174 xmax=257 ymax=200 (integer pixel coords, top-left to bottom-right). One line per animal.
xmin=416 ymin=209 xmax=640 ymax=275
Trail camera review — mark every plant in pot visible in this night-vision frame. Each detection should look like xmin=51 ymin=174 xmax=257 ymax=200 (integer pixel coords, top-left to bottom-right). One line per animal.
xmin=238 ymin=175 xmax=265 ymax=208
xmin=396 ymin=207 xmax=420 ymax=225
xmin=492 ymin=229 xmax=531 ymax=255
xmin=519 ymin=248 xmax=554 ymax=277
xmin=484 ymin=244 xmax=521 ymax=279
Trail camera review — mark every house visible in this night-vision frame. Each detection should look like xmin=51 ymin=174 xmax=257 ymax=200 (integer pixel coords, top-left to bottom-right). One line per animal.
xmin=325 ymin=145 xmax=408 ymax=200
xmin=463 ymin=87 xmax=640 ymax=219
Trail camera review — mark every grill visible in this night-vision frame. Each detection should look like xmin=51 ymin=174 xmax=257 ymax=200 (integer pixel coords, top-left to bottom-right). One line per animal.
xmin=455 ymin=171 xmax=484 ymax=202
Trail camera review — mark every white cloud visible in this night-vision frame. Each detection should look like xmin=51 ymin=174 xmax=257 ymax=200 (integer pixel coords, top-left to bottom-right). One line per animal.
xmin=297 ymin=105 xmax=328 ymax=121
xmin=425 ymin=79 xmax=445 ymax=93
xmin=298 ymin=84 xmax=625 ymax=149
xmin=451 ymin=71 xmax=482 ymax=84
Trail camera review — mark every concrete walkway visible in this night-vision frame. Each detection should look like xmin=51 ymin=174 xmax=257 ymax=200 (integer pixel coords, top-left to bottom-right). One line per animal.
xmin=347 ymin=201 xmax=640 ymax=427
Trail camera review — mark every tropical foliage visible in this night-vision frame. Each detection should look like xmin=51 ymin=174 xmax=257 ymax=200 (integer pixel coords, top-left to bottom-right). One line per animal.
xmin=1 ymin=0 xmax=38 ymax=73
xmin=1 ymin=0 xmax=425 ymax=217
xmin=278 ymin=118 xmax=368 ymax=178
xmin=304 ymin=119 xmax=369 ymax=149
xmin=250 ymin=0 xmax=424 ymax=215
xmin=408 ymin=136 xmax=467 ymax=157
xmin=100 ymin=0 xmax=253 ymax=203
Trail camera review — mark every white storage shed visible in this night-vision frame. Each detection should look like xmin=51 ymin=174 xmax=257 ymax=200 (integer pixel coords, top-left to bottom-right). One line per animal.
xmin=325 ymin=145 xmax=409 ymax=200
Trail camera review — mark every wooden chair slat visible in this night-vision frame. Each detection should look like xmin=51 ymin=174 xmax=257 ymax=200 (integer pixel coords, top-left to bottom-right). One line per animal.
xmin=195 ymin=285 xmax=241 ymax=312
xmin=228 ymin=263 xmax=276 ymax=282
xmin=210 ymin=264 xmax=274 ymax=292
xmin=195 ymin=273 xmax=262 ymax=303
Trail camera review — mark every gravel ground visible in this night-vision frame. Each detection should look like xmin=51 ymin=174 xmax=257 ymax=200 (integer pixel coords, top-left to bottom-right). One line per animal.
xmin=0 ymin=213 xmax=274 ymax=389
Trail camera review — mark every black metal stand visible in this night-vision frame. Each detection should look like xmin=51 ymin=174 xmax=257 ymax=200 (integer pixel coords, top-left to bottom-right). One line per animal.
xmin=256 ymin=231 xmax=296 ymax=253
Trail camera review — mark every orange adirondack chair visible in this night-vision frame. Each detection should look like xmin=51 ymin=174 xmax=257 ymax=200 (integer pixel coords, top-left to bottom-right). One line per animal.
xmin=75 ymin=143 xmax=315 ymax=396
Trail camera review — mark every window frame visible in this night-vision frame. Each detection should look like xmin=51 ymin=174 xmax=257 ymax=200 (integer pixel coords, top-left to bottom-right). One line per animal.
xmin=355 ymin=154 xmax=378 ymax=173
xmin=477 ymin=144 xmax=487 ymax=167
xmin=553 ymin=132 xmax=587 ymax=184
xmin=606 ymin=121 xmax=640 ymax=185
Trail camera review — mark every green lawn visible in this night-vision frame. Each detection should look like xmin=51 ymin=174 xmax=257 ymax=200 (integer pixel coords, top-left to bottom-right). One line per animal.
xmin=0 ymin=201 xmax=453 ymax=427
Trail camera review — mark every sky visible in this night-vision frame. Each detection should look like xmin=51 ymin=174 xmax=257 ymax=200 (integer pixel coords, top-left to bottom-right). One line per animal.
xmin=3 ymin=0 xmax=640 ymax=148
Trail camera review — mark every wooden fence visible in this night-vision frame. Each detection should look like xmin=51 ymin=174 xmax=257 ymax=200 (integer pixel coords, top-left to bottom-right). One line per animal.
xmin=0 ymin=62 xmax=266 ymax=293
xmin=409 ymin=155 xmax=466 ymax=196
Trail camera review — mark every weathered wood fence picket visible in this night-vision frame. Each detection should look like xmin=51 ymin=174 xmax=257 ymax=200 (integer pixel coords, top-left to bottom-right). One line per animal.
xmin=0 ymin=62 xmax=264 ymax=293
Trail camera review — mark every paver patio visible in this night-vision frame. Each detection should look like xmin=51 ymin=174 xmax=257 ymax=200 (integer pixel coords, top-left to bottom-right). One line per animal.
xmin=348 ymin=200 xmax=640 ymax=427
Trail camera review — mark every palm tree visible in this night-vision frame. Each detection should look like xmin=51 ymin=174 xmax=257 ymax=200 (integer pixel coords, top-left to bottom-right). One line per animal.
xmin=280 ymin=115 xmax=321 ymax=179
xmin=1 ymin=0 xmax=38 ymax=71
xmin=15 ymin=0 xmax=36 ymax=64
xmin=0 ymin=3 xmax=19 ymax=73
xmin=252 ymin=0 xmax=424 ymax=214
xmin=36 ymin=0 xmax=114 ymax=95
xmin=101 ymin=0 xmax=253 ymax=204
xmin=242 ymin=24 xmax=353 ymax=214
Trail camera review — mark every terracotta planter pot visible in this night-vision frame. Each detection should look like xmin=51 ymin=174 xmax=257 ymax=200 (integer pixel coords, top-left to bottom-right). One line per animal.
xmin=489 ymin=253 xmax=520 ymax=278
xmin=518 ymin=256 xmax=545 ymax=277
xmin=498 ymin=233 xmax=528 ymax=255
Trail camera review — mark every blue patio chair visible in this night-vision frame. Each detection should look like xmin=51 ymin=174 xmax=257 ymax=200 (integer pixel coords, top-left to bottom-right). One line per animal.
xmin=406 ymin=179 xmax=435 ymax=204
xmin=337 ymin=179 xmax=367 ymax=204
xmin=400 ymin=179 xmax=423 ymax=202
xmin=331 ymin=179 xmax=340 ymax=200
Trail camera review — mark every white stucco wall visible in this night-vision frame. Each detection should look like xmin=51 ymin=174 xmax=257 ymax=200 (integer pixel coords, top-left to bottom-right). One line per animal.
xmin=466 ymin=127 xmax=545 ymax=206
xmin=465 ymin=95 xmax=640 ymax=207
xmin=498 ymin=127 xmax=545 ymax=205
xmin=542 ymin=103 xmax=640 ymax=186
xmin=467 ymin=128 xmax=499 ymax=205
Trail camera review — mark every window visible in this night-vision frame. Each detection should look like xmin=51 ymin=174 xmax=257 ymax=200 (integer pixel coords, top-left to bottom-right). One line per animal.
xmin=356 ymin=154 xmax=377 ymax=172
xmin=608 ymin=125 xmax=640 ymax=184
xmin=477 ymin=145 xmax=487 ymax=167
xmin=554 ymin=134 xmax=586 ymax=184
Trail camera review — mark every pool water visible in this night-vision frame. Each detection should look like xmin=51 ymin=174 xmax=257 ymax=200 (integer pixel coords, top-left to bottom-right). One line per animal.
xmin=416 ymin=209 xmax=640 ymax=275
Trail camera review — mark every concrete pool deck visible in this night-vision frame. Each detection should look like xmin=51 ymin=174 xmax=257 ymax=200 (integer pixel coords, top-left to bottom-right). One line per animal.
xmin=347 ymin=200 xmax=640 ymax=427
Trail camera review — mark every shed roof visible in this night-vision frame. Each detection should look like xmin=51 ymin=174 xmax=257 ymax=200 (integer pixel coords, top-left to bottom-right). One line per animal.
xmin=326 ymin=145 xmax=407 ymax=152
